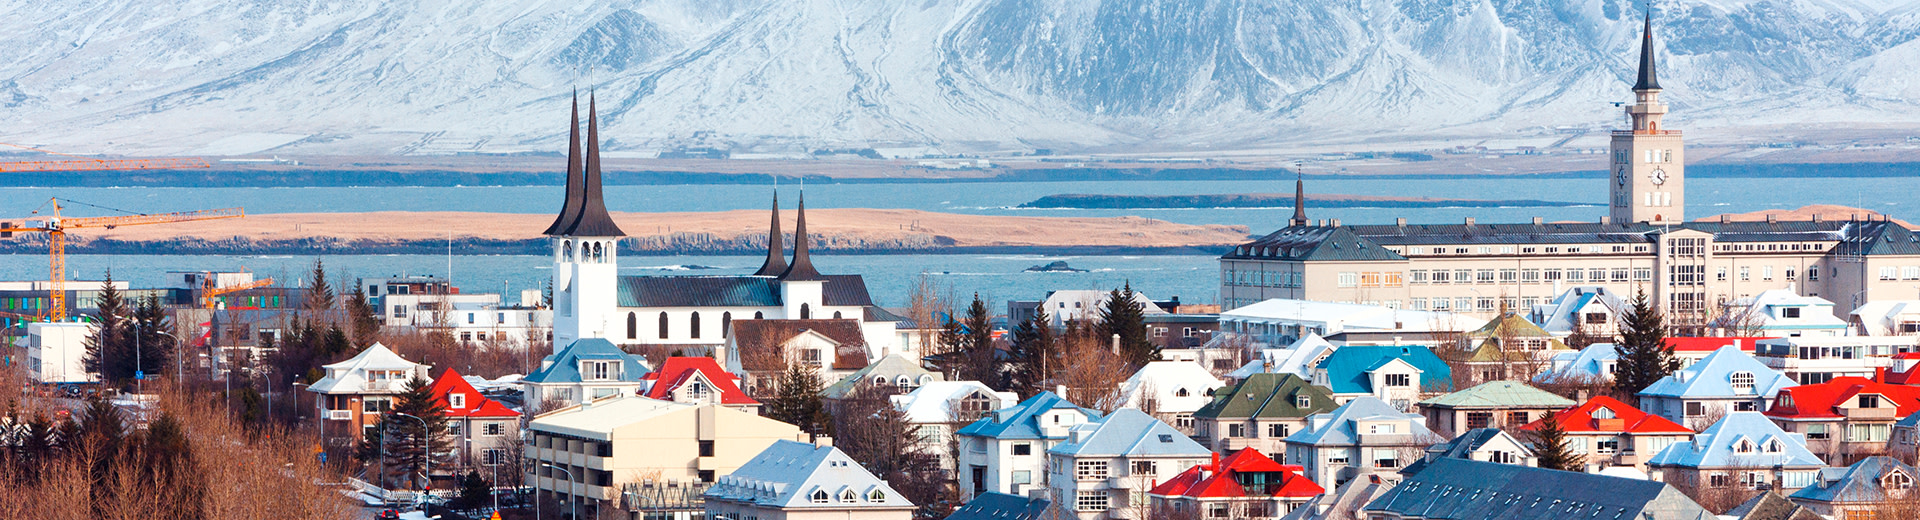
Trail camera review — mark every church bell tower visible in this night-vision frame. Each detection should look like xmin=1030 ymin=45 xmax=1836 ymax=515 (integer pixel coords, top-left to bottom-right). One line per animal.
xmin=545 ymin=93 xmax=626 ymax=351
xmin=1610 ymin=11 xmax=1684 ymax=225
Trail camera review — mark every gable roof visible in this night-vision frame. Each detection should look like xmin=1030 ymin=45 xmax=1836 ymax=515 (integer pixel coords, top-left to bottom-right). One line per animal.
xmin=1226 ymin=225 xmax=1407 ymax=262
xmin=640 ymin=357 xmax=757 ymax=405
xmin=428 ymin=368 xmax=519 ymax=418
xmin=1638 ymin=346 xmax=1795 ymax=399
xmin=1726 ymin=491 xmax=1823 ymax=520
xmin=823 ymin=354 xmax=940 ymax=400
xmin=1118 ymin=361 xmax=1227 ymax=414
xmin=307 ymin=343 xmax=429 ymax=394
xmin=1193 ymin=373 xmax=1338 ymax=420
xmin=1316 ymin=345 xmax=1453 ymax=394
xmin=955 ymin=391 xmax=1100 ymax=440
xmin=1530 ymin=286 xmax=1625 ymax=333
xmin=523 ymin=338 xmax=651 ymax=385
xmin=1230 ymin=334 xmax=1340 ymax=380
xmin=730 ymin=319 xmax=871 ymax=372
xmin=1420 ymin=381 xmax=1575 ymax=409
xmin=1520 ymin=395 xmax=1691 ymax=435
xmin=617 ymin=274 xmax=874 ymax=308
xmin=1365 ymin=458 xmax=1715 ymax=520
xmin=706 ymin=440 xmax=914 ymax=510
xmin=1789 ymin=456 xmax=1920 ymax=504
xmin=890 ymin=381 xmax=1017 ymax=424
xmin=1049 ymin=408 xmax=1211 ymax=458
xmin=946 ymin=492 xmax=1049 ymax=520
xmin=1149 ymin=448 xmax=1323 ymax=499
xmin=1766 ymin=376 xmax=1920 ymax=420
xmin=1401 ymin=428 xmax=1532 ymax=475
xmin=1645 ymin=412 xmax=1824 ymax=470
xmin=1285 ymin=396 xmax=1436 ymax=446
xmin=1548 ymin=343 xmax=1618 ymax=382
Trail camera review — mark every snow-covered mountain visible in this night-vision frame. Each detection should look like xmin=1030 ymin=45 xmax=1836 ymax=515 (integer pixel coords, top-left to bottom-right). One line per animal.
xmin=3 ymin=0 xmax=1918 ymax=156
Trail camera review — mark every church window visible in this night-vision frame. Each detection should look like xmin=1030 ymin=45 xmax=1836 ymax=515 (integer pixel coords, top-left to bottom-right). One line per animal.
xmin=722 ymin=312 xmax=732 ymax=338
xmin=754 ymin=311 xmax=764 ymax=320
xmin=658 ymin=312 xmax=670 ymax=339
xmin=563 ymin=240 xmax=575 ymax=262
xmin=833 ymin=311 xmax=842 ymax=319
xmin=626 ymin=313 xmax=637 ymax=340
xmin=690 ymin=312 xmax=701 ymax=339
xmin=801 ymin=303 xmax=811 ymax=320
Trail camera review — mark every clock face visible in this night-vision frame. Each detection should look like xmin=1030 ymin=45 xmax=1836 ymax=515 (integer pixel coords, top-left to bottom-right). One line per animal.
xmin=1651 ymin=168 xmax=1668 ymax=185
xmin=1617 ymin=168 xmax=1629 ymax=186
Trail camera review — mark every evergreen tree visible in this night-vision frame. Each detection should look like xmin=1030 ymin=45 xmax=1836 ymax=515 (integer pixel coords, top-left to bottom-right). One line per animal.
xmin=766 ymin=364 xmax=833 ymax=436
xmin=383 ymin=376 xmax=451 ymax=490
xmin=958 ymin=293 xmax=1002 ymax=388
xmin=932 ymin=316 xmax=966 ymax=380
xmin=344 ymin=283 xmax=382 ymax=347
xmin=305 ymin=259 xmax=335 ymax=314
xmin=1531 ymin=411 xmax=1579 ymax=472
xmin=454 ymin=471 xmax=492 ymax=509
xmin=1097 ymin=281 xmax=1157 ymax=368
xmin=83 ymin=272 xmax=129 ymax=383
xmin=1009 ymin=308 xmax=1059 ymax=398
xmin=323 ymin=323 xmax=353 ymax=363
xmin=1611 ymin=292 xmax=1678 ymax=402
xmin=127 ymin=293 xmax=175 ymax=381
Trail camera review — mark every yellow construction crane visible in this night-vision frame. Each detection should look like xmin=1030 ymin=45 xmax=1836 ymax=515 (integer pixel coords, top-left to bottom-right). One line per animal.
xmin=1 ymin=198 xmax=243 ymax=321
xmin=202 ymin=277 xmax=275 ymax=310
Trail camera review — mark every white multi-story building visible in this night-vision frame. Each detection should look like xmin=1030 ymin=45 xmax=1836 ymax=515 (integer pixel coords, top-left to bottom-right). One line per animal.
xmin=891 ymin=381 xmax=1018 ymax=469
xmin=1754 ymin=335 xmax=1920 ymax=385
xmin=1714 ymin=289 xmax=1849 ymax=337
xmin=1216 ymin=299 xmax=1484 ymax=349
xmin=1283 ymin=396 xmax=1441 ymax=489
xmin=1045 ymin=408 xmax=1211 ymax=520
xmin=22 ymin=322 xmax=92 ymax=384
xmin=954 ymin=391 xmax=1100 ymax=501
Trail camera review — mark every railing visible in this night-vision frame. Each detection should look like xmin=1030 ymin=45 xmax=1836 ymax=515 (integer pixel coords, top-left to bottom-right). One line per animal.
xmin=1611 ymin=130 xmax=1682 ymax=136
xmin=1842 ymin=407 xmax=1897 ymax=419
xmin=327 ymin=409 xmax=353 ymax=421
xmin=619 ymin=481 xmax=713 ymax=512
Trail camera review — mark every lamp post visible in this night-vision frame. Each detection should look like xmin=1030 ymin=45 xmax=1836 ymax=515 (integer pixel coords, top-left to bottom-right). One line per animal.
xmin=391 ymin=412 xmax=432 ymax=510
xmin=541 ymin=462 xmax=577 ymax=520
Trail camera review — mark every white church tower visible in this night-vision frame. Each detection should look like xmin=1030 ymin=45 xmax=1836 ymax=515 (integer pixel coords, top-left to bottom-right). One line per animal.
xmin=778 ymin=193 xmax=826 ymax=320
xmin=1609 ymin=11 xmax=1684 ymax=224
xmin=545 ymin=93 xmax=626 ymax=352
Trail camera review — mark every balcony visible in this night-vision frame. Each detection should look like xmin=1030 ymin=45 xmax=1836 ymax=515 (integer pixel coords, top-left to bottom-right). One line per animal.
xmin=1611 ymin=130 xmax=1682 ymax=136
xmin=326 ymin=409 xmax=353 ymax=421
xmin=1358 ymin=433 xmax=1414 ymax=446
xmin=1842 ymin=407 xmax=1897 ymax=420
xmin=1107 ymin=508 xmax=1140 ymax=519
xmin=1107 ymin=476 xmax=1137 ymax=489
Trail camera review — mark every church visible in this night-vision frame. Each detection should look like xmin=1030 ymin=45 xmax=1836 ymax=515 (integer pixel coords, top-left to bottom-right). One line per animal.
xmin=1219 ymin=13 xmax=1920 ymax=330
xmin=540 ymin=94 xmax=911 ymax=377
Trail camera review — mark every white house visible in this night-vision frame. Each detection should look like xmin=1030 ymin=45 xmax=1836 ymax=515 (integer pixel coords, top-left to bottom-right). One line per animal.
xmin=954 ymin=392 xmax=1100 ymax=501
xmin=1638 ymin=346 xmax=1797 ymax=428
xmin=22 ymin=322 xmax=92 ymax=384
xmin=1045 ymin=408 xmax=1211 ymax=520
xmin=1754 ymin=335 xmax=1920 ymax=385
xmin=306 ymin=343 xmax=432 ymax=446
xmin=704 ymin=440 xmax=917 ymax=520
xmin=1529 ymin=286 xmax=1627 ymax=339
xmin=1116 ymin=361 xmax=1226 ymax=432
xmin=521 ymin=338 xmax=652 ymax=407
xmin=1716 ymin=289 xmax=1849 ymax=337
xmin=891 ymin=381 xmax=1018 ymax=469
xmin=1283 ymin=396 xmax=1442 ymax=489
xmin=1848 ymin=300 xmax=1920 ymax=336
xmin=1226 ymin=333 xmax=1339 ymax=383
xmin=1026 ymin=290 xmax=1168 ymax=329
xmin=1218 ymin=299 xmax=1484 ymax=348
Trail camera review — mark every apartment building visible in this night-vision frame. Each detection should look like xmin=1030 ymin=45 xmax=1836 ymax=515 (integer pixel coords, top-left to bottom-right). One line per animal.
xmin=1283 ymin=396 xmax=1442 ymax=488
xmin=1044 ymin=408 xmax=1211 ymax=520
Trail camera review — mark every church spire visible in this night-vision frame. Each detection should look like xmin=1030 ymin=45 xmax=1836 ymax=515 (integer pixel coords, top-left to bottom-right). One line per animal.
xmin=559 ymin=92 xmax=626 ymax=237
xmin=543 ymin=92 xmax=585 ymax=236
xmin=754 ymin=191 xmax=787 ymax=276
xmin=1633 ymin=9 xmax=1660 ymax=92
xmin=1290 ymin=166 xmax=1309 ymax=227
xmin=780 ymin=192 xmax=824 ymax=281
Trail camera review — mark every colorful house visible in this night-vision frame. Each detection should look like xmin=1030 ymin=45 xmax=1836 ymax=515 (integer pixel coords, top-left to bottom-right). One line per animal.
xmin=1645 ymin=412 xmax=1826 ymax=495
xmin=1283 ymin=395 xmax=1442 ymax=489
xmin=1044 ymin=408 xmax=1212 ymax=520
xmin=954 ymin=391 xmax=1101 ymax=501
xmin=521 ymin=338 xmax=651 ymax=407
xmin=1416 ymin=380 xmax=1573 ymax=437
xmin=1310 ymin=345 xmax=1453 ymax=411
xmin=1192 ymin=373 xmax=1339 ymax=456
xmin=426 ymin=368 xmax=521 ymax=471
xmin=1786 ymin=456 xmax=1919 ymax=518
xmin=1459 ymin=312 xmax=1571 ymax=384
xmin=1638 ymin=345 xmax=1796 ymax=428
xmin=640 ymin=356 xmax=760 ymax=413
xmin=1764 ymin=376 xmax=1920 ymax=464
xmin=307 ymin=343 xmax=432 ymax=446
xmin=1519 ymin=395 xmax=1693 ymax=472
xmin=1148 ymin=448 xmax=1325 ymax=519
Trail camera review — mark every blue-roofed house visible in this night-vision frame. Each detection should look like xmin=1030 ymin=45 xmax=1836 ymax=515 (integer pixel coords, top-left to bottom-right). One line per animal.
xmin=1284 ymin=395 xmax=1444 ymax=489
xmin=704 ymin=439 xmax=916 ymax=520
xmin=1786 ymin=456 xmax=1918 ymax=518
xmin=1646 ymin=412 xmax=1826 ymax=502
xmin=1363 ymin=458 xmax=1716 ymax=520
xmin=1546 ymin=342 xmax=1619 ymax=382
xmin=1310 ymin=345 xmax=1453 ymax=412
xmin=1044 ymin=408 xmax=1212 ymax=520
xmin=1894 ymin=411 xmax=1920 ymax=463
xmin=954 ymin=391 xmax=1101 ymax=502
xmin=521 ymin=338 xmax=652 ymax=406
xmin=1639 ymin=345 xmax=1796 ymax=428
xmin=1530 ymin=286 xmax=1628 ymax=339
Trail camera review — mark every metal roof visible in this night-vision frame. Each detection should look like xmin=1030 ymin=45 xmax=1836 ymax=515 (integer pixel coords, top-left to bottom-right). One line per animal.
xmin=1048 ymin=408 xmax=1211 ymax=458
xmin=1366 ymin=458 xmax=1715 ymax=520
xmin=543 ymin=93 xmax=585 ymax=236
xmin=555 ymin=94 xmax=626 ymax=237
xmin=1193 ymin=373 xmax=1338 ymax=420
xmin=1316 ymin=345 xmax=1453 ymax=394
xmin=753 ymin=192 xmax=787 ymax=276
xmin=1419 ymin=381 xmax=1574 ymax=409
xmin=1226 ymin=219 xmax=1917 ymax=261
xmin=616 ymin=274 xmax=874 ymax=308
xmin=955 ymin=391 xmax=1100 ymax=440
xmin=1789 ymin=456 xmax=1919 ymax=505
xmin=522 ymin=338 xmax=651 ymax=385
xmin=1634 ymin=10 xmax=1661 ymax=91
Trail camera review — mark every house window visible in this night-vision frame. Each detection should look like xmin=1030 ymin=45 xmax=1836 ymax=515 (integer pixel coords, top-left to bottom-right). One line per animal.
xmin=1013 ymin=443 xmax=1032 ymax=456
xmin=1076 ymin=491 xmax=1109 ymax=511
xmin=449 ymin=393 xmax=466 ymax=409
xmin=1268 ymin=423 xmax=1288 ymax=438
xmin=1597 ymin=440 xmax=1619 ymax=454
xmin=484 ymin=423 xmax=505 ymax=436
xmin=811 ymin=490 xmax=830 ymax=503
xmin=1860 ymin=395 xmax=1883 ymax=409
xmin=801 ymin=303 xmax=811 ymax=319
xmin=1296 ymin=394 xmax=1312 ymax=408
xmin=840 ymin=490 xmax=858 ymax=503
xmin=1131 ymin=460 xmax=1156 ymax=476
xmin=482 ymin=448 xmax=505 ymax=466
xmin=699 ymin=440 xmax=715 ymax=457
xmin=1507 ymin=412 xmax=1528 ymax=426
xmin=1076 ymin=460 xmax=1109 ymax=480
xmin=1372 ymin=448 xmax=1398 ymax=468
xmin=1466 ymin=411 xmax=1493 ymax=429
xmin=1888 ymin=472 xmax=1914 ymax=489
xmin=1709 ymin=474 xmax=1730 ymax=488
xmin=803 ymin=348 xmax=823 ymax=364
xmin=1808 ymin=424 xmax=1830 ymax=440
xmin=721 ymin=312 xmax=731 ymax=338
xmin=1228 ymin=424 xmax=1245 ymax=438
xmin=1384 ymin=374 xmax=1411 ymax=387
xmin=1685 ymin=401 xmax=1705 ymax=418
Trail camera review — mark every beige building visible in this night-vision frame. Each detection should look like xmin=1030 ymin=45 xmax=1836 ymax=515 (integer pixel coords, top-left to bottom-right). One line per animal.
xmin=1220 ymin=19 xmax=1920 ymax=330
xmin=525 ymin=394 xmax=806 ymax=518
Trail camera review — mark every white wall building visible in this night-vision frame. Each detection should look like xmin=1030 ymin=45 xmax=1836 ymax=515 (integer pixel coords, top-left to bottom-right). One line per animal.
xmin=22 ymin=322 xmax=93 ymax=384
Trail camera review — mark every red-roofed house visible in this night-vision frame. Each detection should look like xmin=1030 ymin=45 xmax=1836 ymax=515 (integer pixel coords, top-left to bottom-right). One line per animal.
xmin=1667 ymin=337 xmax=1768 ymax=368
xmin=640 ymin=356 xmax=760 ymax=414
xmin=1765 ymin=376 xmax=1920 ymax=464
xmin=427 ymin=368 xmax=522 ymax=471
xmin=1147 ymin=448 xmax=1324 ymax=518
xmin=1520 ymin=396 xmax=1692 ymax=472
xmin=1873 ymin=352 xmax=1920 ymax=385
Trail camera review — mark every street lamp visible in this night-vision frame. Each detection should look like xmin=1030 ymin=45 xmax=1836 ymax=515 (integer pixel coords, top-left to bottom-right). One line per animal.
xmin=541 ymin=462 xmax=577 ymax=520
xmin=391 ymin=412 xmax=432 ymax=509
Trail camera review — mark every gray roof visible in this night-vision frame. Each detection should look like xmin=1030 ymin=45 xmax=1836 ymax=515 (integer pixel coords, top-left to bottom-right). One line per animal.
xmin=617 ymin=274 xmax=874 ymax=308
xmin=1366 ymin=458 xmax=1715 ymax=520
xmin=543 ymin=94 xmax=586 ymax=236
xmin=523 ymin=338 xmax=651 ymax=384
xmin=956 ymin=391 xmax=1100 ymax=440
xmin=705 ymin=440 xmax=914 ymax=510
xmin=754 ymin=193 xmax=787 ymax=276
xmin=1048 ymin=408 xmax=1210 ymax=458
xmin=1226 ymin=219 xmax=1918 ymax=260
xmin=1726 ymin=491 xmax=1822 ymax=520
xmin=823 ymin=354 xmax=941 ymax=400
xmin=945 ymin=492 xmax=1048 ymax=520
xmin=553 ymin=94 xmax=624 ymax=237
xmin=1789 ymin=456 xmax=1918 ymax=504
xmin=1634 ymin=10 xmax=1661 ymax=91
xmin=1400 ymin=428 xmax=1529 ymax=475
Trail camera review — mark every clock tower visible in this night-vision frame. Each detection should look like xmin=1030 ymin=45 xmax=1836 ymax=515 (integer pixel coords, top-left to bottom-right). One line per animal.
xmin=1610 ymin=11 xmax=1683 ymax=224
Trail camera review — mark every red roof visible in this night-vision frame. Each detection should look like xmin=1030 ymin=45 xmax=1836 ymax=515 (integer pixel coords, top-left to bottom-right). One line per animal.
xmin=1765 ymin=377 xmax=1920 ymax=419
xmin=1666 ymin=337 xmax=1771 ymax=353
xmin=1520 ymin=396 xmax=1690 ymax=434
xmin=1148 ymin=449 xmax=1323 ymax=499
xmin=639 ymin=357 xmax=759 ymax=405
xmin=428 ymin=368 xmax=520 ymax=418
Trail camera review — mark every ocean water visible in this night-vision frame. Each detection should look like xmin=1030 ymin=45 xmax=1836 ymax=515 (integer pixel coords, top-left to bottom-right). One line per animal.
xmin=2 ymin=174 xmax=1912 ymax=308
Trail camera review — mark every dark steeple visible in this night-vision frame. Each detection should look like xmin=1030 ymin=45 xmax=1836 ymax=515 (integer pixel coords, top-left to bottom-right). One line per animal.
xmin=1290 ymin=170 xmax=1309 ymax=227
xmin=543 ymin=92 xmax=585 ymax=236
xmin=754 ymin=191 xmax=788 ymax=276
xmin=1633 ymin=10 xmax=1661 ymax=91
xmin=780 ymin=192 xmax=824 ymax=281
xmin=559 ymin=93 xmax=626 ymax=237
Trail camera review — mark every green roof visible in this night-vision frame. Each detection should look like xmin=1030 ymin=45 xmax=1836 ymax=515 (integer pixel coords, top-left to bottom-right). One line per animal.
xmin=1466 ymin=313 xmax=1568 ymax=362
xmin=1418 ymin=380 xmax=1575 ymax=409
xmin=1192 ymin=373 xmax=1338 ymax=420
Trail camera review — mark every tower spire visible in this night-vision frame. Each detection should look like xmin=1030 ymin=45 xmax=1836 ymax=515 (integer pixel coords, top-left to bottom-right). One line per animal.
xmin=1290 ymin=162 xmax=1309 ymax=227
xmin=559 ymin=92 xmax=625 ymax=237
xmin=780 ymin=192 xmax=824 ymax=281
xmin=754 ymin=191 xmax=788 ymax=276
xmin=1633 ymin=9 xmax=1660 ymax=92
xmin=543 ymin=91 xmax=585 ymax=236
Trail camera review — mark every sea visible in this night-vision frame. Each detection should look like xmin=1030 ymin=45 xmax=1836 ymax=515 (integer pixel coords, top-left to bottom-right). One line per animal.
xmin=3 ymin=174 xmax=1916 ymax=309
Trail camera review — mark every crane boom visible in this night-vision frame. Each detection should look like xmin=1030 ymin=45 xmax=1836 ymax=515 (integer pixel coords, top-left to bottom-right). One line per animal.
xmin=203 ymin=277 xmax=276 ymax=309
xmin=0 ymin=199 xmax=246 ymax=321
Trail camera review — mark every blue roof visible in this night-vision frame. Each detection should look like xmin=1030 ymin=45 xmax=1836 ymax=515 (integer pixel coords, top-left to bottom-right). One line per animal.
xmin=1284 ymin=396 xmax=1435 ymax=446
xmin=1047 ymin=408 xmax=1210 ymax=458
xmin=1645 ymin=412 xmax=1823 ymax=469
xmin=1317 ymin=345 xmax=1453 ymax=394
xmin=947 ymin=492 xmax=1049 ymax=520
xmin=955 ymin=391 xmax=1099 ymax=440
xmin=1638 ymin=346 xmax=1795 ymax=399
xmin=523 ymin=338 xmax=652 ymax=384
xmin=1789 ymin=456 xmax=1918 ymax=504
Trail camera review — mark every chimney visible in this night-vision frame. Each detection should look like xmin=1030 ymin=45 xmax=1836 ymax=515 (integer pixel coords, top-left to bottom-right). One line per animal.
xmin=1767 ymin=214 xmax=1778 ymax=224
xmin=1600 ymin=216 xmax=1612 ymax=225
xmin=1464 ymin=217 xmax=1476 ymax=226
xmin=1057 ymin=384 xmax=1068 ymax=397
xmin=1812 ymin=214 xmax=1822 ymax=223
xmin=1329 ymin=218 xmax=1341 ymax=227
xmin=1532 ymin=217 xmax=1543 ymax=225
xmin=1211 ymin=451 xmax=1221 ymax=472
xmin=1395 ymin=218 xmax=1407 ymax=227
xmin=1720 ymin=214 xmax=1730 ymax=224
xmin=1111 ymin=334 xmax=1122 ymax=356
xmin=713 ymin=344 xmax=727 ymax=366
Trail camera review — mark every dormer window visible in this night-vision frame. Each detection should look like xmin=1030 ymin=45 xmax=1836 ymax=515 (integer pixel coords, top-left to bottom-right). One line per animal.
xmin=1384 ymin=374 xmax=1411 ymax=387
xmin=1592 ymin=407 xmax=1616 ymax=420
xmin=1765 ymin=439 xmax=1783 ymax=453
xmin=868 ymin=490 xmax=887 ymax=502
xmin=1861 ymin=395 xmax=1883 ymax=409
xmin=840 ymin=489 xmax=858 ymax=503
xmin=449 ymin=393 xmax=467 ymax=409
xmin=1887 ymin=471 xmax=1914 ymax=489
xmin=872 ymin=376 xmax=887 ymax=387
xmin=1735 ymin=439 xmax=1756 ymax=454
xmin=583 ymin=361 xmax=618 ymax=381
xmin=1730 ymin=372 xmax=1755 ymax=394
xmin=1174 ymin=388 xmax=1190 ymax=398
xmin=811 ymin=490 xmax=829 ymax=503
xmin=1296 ymin=394 xmax=1312 ymax=408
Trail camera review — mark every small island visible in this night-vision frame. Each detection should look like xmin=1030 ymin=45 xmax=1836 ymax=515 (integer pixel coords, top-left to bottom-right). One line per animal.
xmin=1025 ymin=260 xmax=1087 ymax=272
xmin=1018 ymin=193 xmax=1587 ymax=210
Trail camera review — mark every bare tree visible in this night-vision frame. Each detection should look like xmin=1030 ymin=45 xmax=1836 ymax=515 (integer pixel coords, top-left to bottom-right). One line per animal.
xmin=1055 ymin=321 xmax=1132 ymax=413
